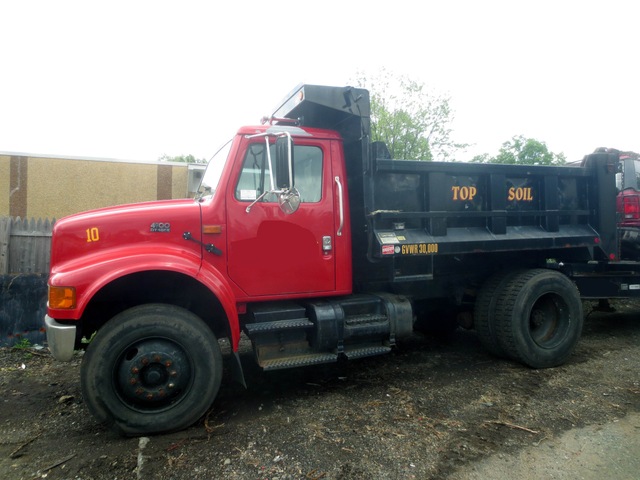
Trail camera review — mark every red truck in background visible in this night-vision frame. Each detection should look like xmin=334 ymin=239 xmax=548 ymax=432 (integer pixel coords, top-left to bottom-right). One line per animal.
xmin=45 ymin=85 xmax=640 ymax=436
xmin=585 ymin=147 xmax=640 ymax=260
xmin=612 ymin=149 xmax=640 ymax=259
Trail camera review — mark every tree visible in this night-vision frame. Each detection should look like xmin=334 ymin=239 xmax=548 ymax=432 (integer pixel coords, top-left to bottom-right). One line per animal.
xmin=355 ymin=70 xmax=468 ymax=161
xmin=471 ymin=135 xmax=566 ymax=165
xmin=158 ymin=154 xmax=207 ymax=164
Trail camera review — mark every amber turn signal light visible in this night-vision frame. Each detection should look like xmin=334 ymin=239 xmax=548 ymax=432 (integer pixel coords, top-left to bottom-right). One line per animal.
xmin=202 ymin=225 xmax=222 ymax=234
xmin=49 ymin=286 xmax=77 ymax=309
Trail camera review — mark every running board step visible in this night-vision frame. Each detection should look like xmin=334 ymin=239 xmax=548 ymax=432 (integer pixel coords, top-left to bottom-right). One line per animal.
xmin=260 ymin=352 xmax=338 ymax=371
xmin=345 ymin=314 xmax=388 ymax=325
xmin=245 ymin=318 xmax=313 ymax=335
xmin=343 ymin=345 xmax=392 ymax=360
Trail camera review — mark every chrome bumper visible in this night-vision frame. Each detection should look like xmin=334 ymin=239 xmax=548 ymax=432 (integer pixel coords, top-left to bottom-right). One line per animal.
xmin=44 ymin=315 xmax=76 ymax=361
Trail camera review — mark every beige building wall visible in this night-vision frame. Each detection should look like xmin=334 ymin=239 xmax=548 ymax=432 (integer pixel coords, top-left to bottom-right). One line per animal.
xmin=172 ymin=166 xmax=189 ymax=199
xmin=1 ymin=153 xmax=196 ymax=220
xmin=28 ymin=157 xmax=160 ymax=219
xmin=0 ymin=156 xmax=9 ymax=215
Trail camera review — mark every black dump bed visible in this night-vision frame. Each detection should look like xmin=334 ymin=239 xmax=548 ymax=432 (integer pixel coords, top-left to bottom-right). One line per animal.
xmin=370 ymin=158 xmax=614 ymax=258
xmin=274 ymin=85 xmax=620 ymax=291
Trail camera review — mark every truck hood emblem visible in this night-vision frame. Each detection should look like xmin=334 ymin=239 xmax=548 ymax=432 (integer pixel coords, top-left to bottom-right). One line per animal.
xmin=150 ymin=222 xmax=171 ymax=233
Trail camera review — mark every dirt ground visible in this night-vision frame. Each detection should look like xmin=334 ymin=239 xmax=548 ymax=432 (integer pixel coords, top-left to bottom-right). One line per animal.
xmin=1 ymin=300 xmax=639 ymax=480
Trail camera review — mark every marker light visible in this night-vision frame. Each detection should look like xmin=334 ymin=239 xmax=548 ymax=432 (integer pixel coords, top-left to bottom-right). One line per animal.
xmin=49 ymin=286 xmax=77 ymax=309
xmin=203 ymin=225 xmax=222 ymax=234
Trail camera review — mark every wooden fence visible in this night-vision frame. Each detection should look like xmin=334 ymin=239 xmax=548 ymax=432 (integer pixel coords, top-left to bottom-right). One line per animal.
xmin=0 ymin=216 xmax=55 ymax=274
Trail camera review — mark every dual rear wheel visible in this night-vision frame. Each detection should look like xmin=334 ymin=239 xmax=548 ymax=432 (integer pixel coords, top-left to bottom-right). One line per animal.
xmin=475 ymin=269 xmax=583 ymax=368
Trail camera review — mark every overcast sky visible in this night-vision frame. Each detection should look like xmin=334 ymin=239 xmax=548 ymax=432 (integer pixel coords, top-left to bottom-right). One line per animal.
xmin=1 ymin=1 xmax=638 ymax=163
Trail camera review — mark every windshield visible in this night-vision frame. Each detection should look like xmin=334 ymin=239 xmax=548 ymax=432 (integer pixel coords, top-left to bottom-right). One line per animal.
xmin=197 ymin=139 xmax=233 ymax=198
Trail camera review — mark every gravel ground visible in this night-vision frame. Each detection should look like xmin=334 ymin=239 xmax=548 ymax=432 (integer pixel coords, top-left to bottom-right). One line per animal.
xmin=1 ymin=299 xmax=639 ymax=480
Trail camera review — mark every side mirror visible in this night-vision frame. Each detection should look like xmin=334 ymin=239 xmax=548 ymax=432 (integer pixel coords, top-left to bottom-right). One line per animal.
xmin=279 ymin=188 xmax=301 ymax=214
xmin=275 ymin=135 xmax=294 ymax=190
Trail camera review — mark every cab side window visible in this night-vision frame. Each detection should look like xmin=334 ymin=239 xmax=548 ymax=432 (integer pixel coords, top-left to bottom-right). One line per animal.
xmin=294 ymin=145 xmax=323 ymax=202
xmin=235 ymin=143 xmax=323 ymax=203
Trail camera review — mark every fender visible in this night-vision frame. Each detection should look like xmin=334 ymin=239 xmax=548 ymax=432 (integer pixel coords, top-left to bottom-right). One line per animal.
xmin=196 ymin=260 xmax=241 ymax=351
xmin=48 ymin=243 xmax=242 ymax=351
xmin=48 ymin=243 xmax=202 ymax=320
xmin=194 ymin=262 xmax=245 ymax=387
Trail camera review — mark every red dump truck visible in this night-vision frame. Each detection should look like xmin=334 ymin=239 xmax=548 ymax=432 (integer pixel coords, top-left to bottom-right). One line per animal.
xmin=45 ymin=84 xmax=640 ymax=435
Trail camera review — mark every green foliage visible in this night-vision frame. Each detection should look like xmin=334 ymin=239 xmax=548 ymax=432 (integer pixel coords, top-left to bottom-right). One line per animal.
xmin=158 ymin=154 xmax=207 ymax=164
xmin=81 ymin=331 xmax=97 ymax=345
xmin=355 ymin=70 xmax=468 ymax=161
xmin=13 ymin=337 xmax=31 ymax=349
xmin=470 ymin=153 xmax=491 ymax=163
xmin=12 ymin=337 xmax=32 ymax=350
xmin=472 ymin=135 xmax=566 ymax=165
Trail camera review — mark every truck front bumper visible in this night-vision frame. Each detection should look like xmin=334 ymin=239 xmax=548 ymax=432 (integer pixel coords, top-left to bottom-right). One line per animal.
xmin=44 ymin=315 xmax=76 ymax=361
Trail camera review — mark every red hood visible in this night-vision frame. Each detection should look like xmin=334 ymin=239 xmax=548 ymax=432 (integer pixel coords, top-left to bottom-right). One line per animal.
xmin=50 ymin=199 xmax=202 ymax=274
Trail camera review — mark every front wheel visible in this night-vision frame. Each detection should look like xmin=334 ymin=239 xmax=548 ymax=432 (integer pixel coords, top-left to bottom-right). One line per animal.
xmin=494 ymin=269 xmax=583 ymax=368
xmin=81 ymin=304 xmax=223 ymax=436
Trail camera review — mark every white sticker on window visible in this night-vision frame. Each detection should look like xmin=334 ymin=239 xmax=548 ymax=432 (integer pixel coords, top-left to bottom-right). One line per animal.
xmin=239 ymin=190 xmax=257 ymax=201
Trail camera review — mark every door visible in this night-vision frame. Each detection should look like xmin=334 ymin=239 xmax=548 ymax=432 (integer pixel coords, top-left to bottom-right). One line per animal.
xmin=227 ymin=138 xmax=336 ymax=296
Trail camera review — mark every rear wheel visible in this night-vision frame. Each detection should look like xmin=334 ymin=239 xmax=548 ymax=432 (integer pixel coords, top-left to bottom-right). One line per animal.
xmin=81 ymin=304 xmax=223 ymax=436
xmin=474 ymin=270 xmax=520 ymax=357
xmin=494 ymin=269 xmax=583 ymax=368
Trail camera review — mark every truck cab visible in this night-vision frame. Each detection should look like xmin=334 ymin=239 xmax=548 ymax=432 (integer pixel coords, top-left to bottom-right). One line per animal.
xmin=199 ymin=123 xmax=352 ymax=299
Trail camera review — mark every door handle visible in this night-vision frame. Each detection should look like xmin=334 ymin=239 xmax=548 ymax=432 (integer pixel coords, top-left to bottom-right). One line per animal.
xmin=335 ymin=176 xmax=344 ymax=237
xmin=322 ymin=235 xmax=332 ymax=253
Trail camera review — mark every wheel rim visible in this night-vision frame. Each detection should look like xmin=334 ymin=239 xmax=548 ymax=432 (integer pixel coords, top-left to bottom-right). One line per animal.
xmin=528 ymin=293 xmax=570 ymax=349
xmin=114 ymin=338 xmax=193 ymax=412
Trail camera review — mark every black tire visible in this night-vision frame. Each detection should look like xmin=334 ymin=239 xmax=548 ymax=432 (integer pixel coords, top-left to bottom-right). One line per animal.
xmin=474 ymin=270 xmax=520 ymax=357
xmin=494 ymin=269 xmax=583 ymax=368
xmin=81 ymin=304 xmax=223 ymax=436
